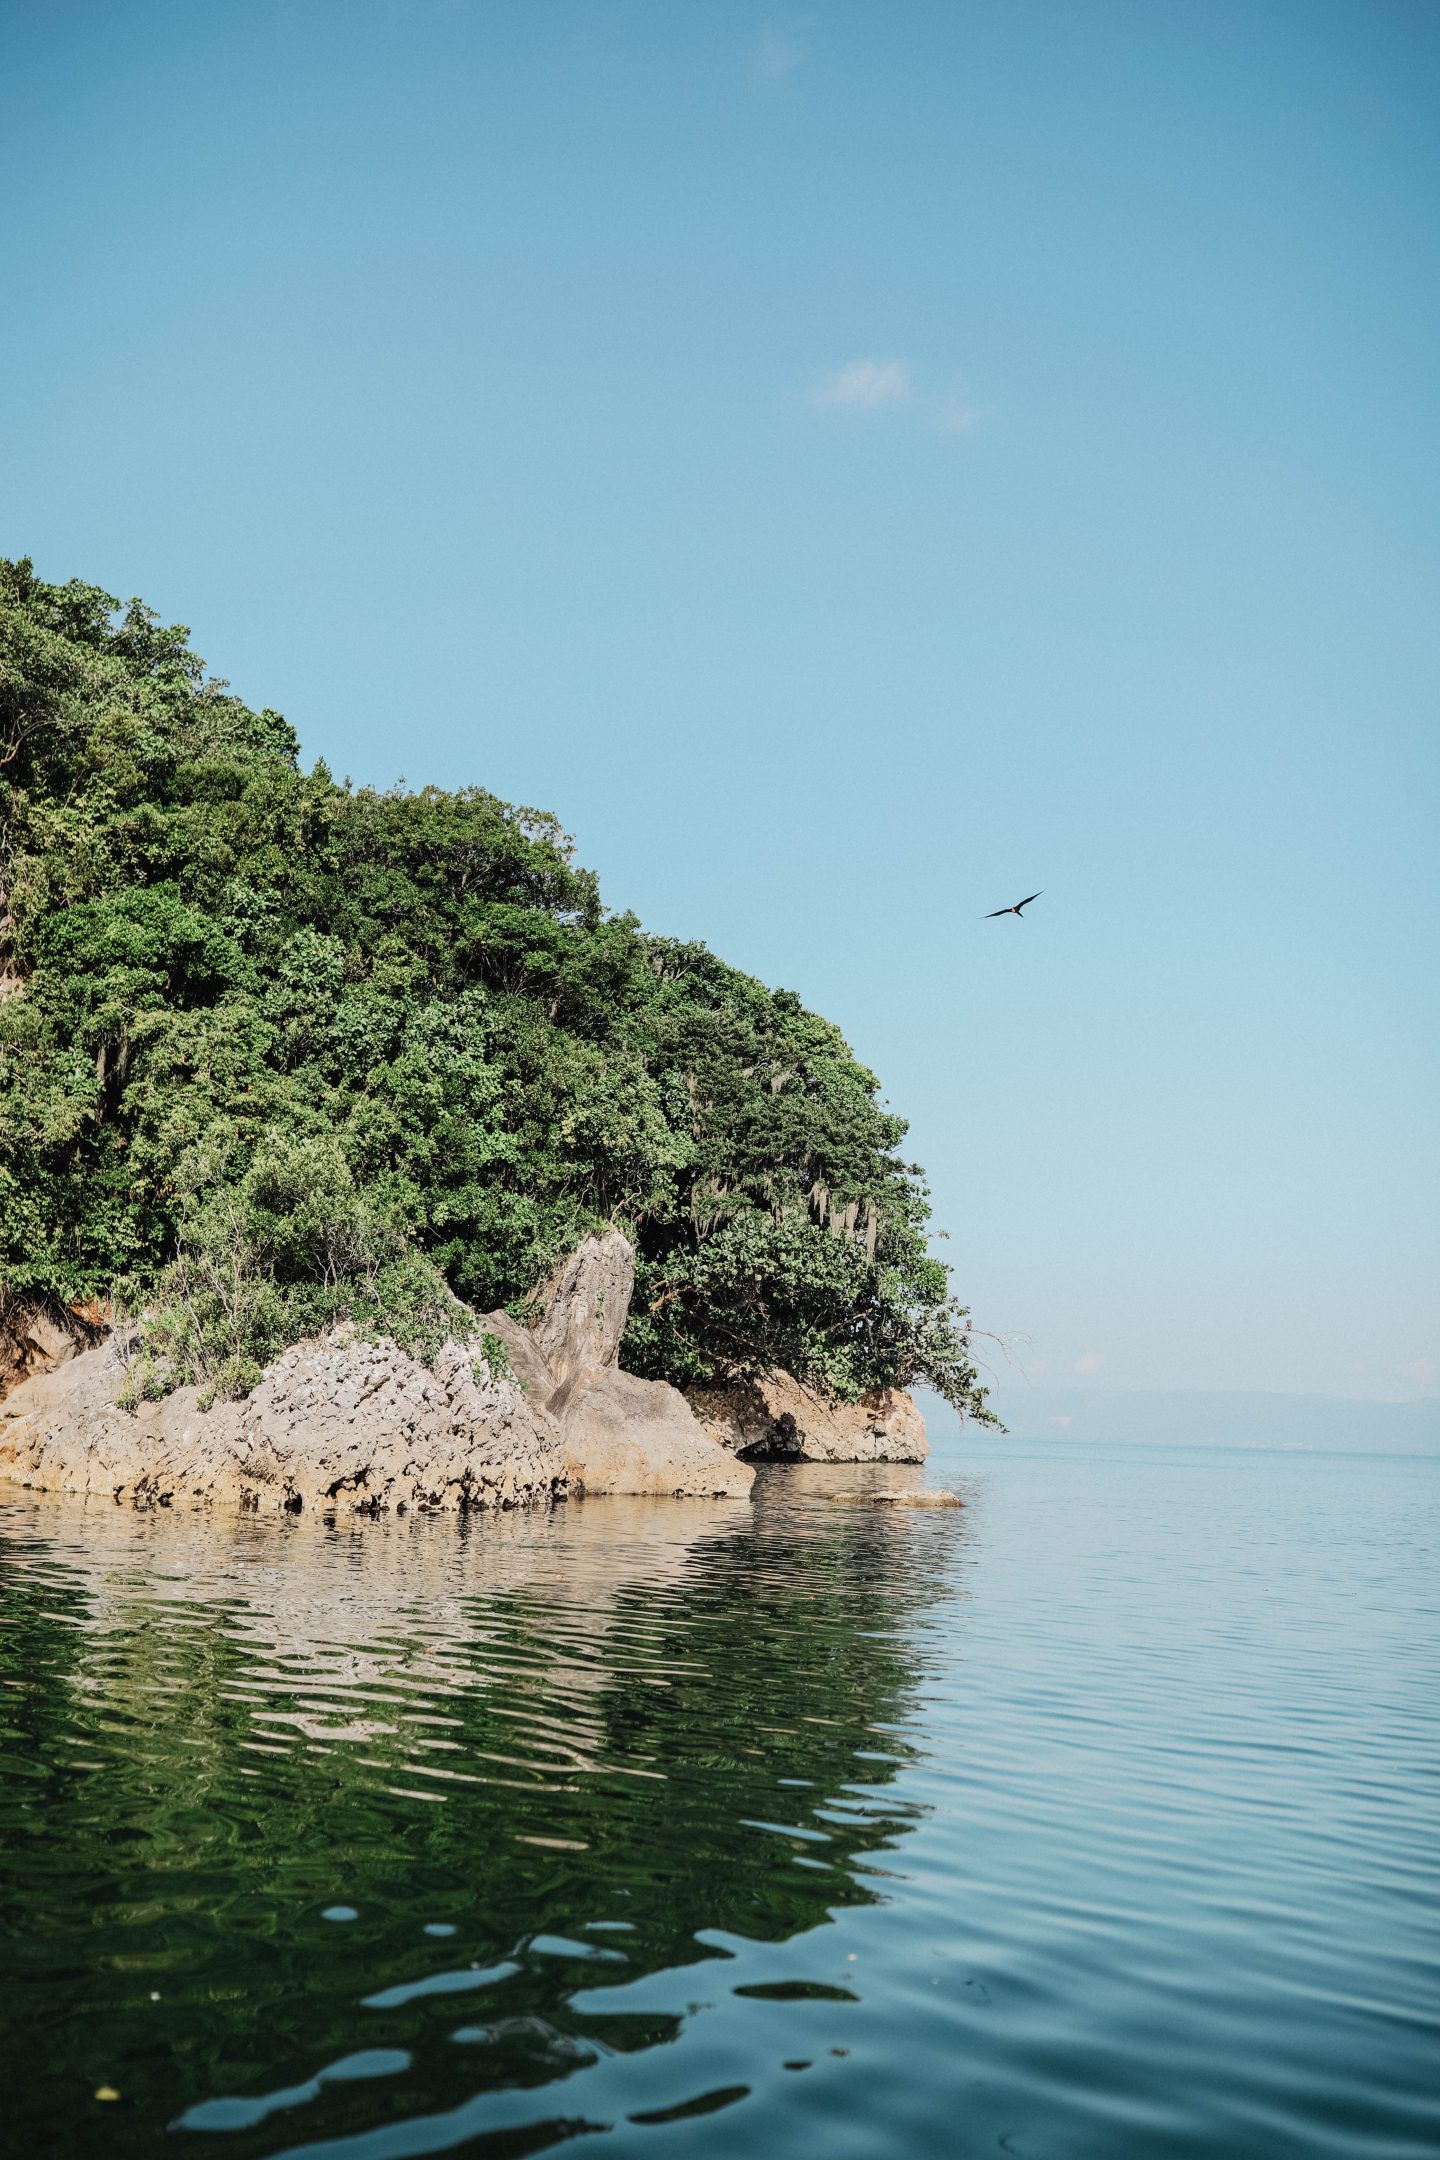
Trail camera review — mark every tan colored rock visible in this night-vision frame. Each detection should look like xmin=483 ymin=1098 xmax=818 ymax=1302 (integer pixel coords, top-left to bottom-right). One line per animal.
xmin=559 ymin=1366 xmax=754 ymax=1498
xmin=477 ymin=1309 xmax=557 ymax=1403
xmin=0 ymin=1226 xmax=752 ymax=1510
xmin=0 ymin=1329 xmax=566 ymax=1513
xmin=489 ymin=1234 xmax=752 ymax=1499
xmin=688 ymin=1369 xmax=928 ymax=1464
xmin=528 ymin=1229 xmax=635 ymax=1406
xmin=0 ymin=1292 xmax=105 ymax=1400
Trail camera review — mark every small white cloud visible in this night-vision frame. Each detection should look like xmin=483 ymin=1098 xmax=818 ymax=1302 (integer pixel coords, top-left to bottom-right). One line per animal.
xmin=755 ymin=17 xmax=814 ymax=81
xmin=1401 ymin=1357 xmax=1435 ymax=1385
xmin=933 ymin=392 xmax=984 ymax=436
xmin=1073 ymin=1352 xmax=1105 ymax=1377
xmin=807 ymin=359 xmax=987 ymax=439
xmin=809 ymin=358 xmax=914 ymax=413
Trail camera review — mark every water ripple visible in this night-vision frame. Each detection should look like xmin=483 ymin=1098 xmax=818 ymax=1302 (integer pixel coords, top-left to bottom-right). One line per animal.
xmin=0 ymin=1449 xmax=1436 ymax=2159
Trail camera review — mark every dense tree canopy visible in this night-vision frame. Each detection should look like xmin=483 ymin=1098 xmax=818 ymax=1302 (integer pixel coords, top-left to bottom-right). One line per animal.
xmin=0 ymin=558 xmax=992 ymax=1418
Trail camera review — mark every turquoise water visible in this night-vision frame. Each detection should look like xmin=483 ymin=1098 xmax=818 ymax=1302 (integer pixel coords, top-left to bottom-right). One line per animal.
xmin=1 ymin=1442 xmax=1436 ymax=2158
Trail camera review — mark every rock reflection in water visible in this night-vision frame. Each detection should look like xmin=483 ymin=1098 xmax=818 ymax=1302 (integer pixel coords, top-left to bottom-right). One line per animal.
xmin=0 ymin=1472 xmax=971 ymax=2159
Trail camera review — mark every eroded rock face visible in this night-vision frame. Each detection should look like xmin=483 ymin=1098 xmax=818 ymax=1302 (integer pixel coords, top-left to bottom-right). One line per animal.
xmin=688 ymin=1369 xmax=928 ymax=1464
xmin=0 ymin=1330 xmax=566 ymax=1513
xmin=528 ymin=1229 xmax=635 ymax=1406
xmin=555 ymin=1366 xmax=754 ymax=1499
xmin=0 ymin=1294 xmax=106 ymax=1401
xmin=489 ymin=1238 xmax=753 ymax=1500
xmin=0 ymin=1228 xmax=754 ymax=1510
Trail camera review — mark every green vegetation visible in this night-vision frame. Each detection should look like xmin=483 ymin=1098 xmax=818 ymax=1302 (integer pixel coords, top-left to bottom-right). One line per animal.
xmin=0 ymin=558 xmax=991 ymax=1418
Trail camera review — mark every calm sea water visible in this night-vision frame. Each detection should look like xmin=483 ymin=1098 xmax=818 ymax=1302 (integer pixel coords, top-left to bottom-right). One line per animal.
xmin=1 ymin=1442 xmax=1436 ymax=2160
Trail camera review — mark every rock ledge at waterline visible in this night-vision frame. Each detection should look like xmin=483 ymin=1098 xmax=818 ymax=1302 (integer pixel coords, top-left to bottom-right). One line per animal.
xmin=0 ymin=1232 xmax=754 ymax=1511
xmin=689 ymin=1365 xmax=928 ymax=1464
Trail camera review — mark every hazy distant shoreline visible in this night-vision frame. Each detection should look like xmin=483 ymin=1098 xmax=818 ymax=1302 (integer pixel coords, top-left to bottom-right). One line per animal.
xmin=922 ymin=1387 xmax=1440 ymax=1456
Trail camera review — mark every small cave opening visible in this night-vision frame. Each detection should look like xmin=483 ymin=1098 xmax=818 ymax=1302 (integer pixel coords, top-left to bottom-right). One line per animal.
xmin=735 ymin=1414 xmax=804 ymax=1463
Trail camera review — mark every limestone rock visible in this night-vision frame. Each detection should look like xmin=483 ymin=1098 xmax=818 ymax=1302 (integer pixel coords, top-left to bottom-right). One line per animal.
xmin=0 ymin=1329 xmax=566 ymax=1513
xmin=0 ymin=1293 xmax=105 ymax=1400
xmin=688 ymin=1369 xmax=928 ymax=1464
xmin=559 ymin=1366 xmax=754 ymax=1499
xmin=0 ymin=1227 xmax=753 ymax=1510
xmin=528 ymin=1229 xmax=635 ymax=1406
xmin=478 ymin=1309 xmax=559 ymax=1404
xmin=489 ymin=1234 xmax=753 ymax=1500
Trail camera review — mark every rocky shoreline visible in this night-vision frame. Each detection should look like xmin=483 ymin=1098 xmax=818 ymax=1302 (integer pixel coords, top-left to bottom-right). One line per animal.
xmin=0 ymin=1231 xmax=926 ymax=1514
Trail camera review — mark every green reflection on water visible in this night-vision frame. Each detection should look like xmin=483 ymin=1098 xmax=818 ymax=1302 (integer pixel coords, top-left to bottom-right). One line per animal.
xmin=0 ymin=1480 xmax=966 ymax=2157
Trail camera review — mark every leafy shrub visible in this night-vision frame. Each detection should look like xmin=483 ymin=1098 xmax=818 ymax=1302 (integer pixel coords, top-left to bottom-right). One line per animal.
xmin=130 ymin=1133 xmax=466 ymax=1399
xmin=476 ymin=1330 xmax=513 ymax=1385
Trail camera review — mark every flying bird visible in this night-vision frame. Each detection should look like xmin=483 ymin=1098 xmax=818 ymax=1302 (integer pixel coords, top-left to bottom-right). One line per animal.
xmin=985 ymin=891 xmax=1043 ymax=919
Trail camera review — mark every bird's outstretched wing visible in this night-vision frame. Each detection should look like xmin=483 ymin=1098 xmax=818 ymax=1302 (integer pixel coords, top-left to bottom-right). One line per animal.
xmin=984 ymin=890 xmax=1044 ymax=917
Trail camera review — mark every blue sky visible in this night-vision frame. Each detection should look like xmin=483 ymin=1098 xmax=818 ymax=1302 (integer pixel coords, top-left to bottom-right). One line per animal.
xmin=3 ymin=1 xmax=1436 ymax=1403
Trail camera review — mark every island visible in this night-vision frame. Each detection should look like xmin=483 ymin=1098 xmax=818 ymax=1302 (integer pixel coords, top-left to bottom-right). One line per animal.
xmin=0 ymin=558 xmax=994 ymax=1508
